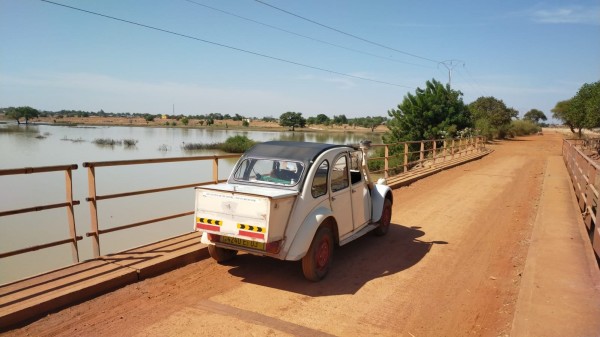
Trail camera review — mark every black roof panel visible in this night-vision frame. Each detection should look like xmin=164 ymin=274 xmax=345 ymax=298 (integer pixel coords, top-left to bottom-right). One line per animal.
xmin=243 ymin=141 xmax=346 ymax=164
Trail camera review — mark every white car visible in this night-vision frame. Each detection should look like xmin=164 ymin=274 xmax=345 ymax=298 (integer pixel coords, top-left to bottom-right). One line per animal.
xmin=194 ymin=140 xmax=393 ymax=281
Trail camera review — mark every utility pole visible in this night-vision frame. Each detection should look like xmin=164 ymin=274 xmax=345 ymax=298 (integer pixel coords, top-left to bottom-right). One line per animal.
xmin=438 ymin=60 xmax=465 ymax=86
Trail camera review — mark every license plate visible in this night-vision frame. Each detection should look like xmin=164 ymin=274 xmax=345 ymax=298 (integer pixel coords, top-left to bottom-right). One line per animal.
xmin=221 ymin=236 xmax=265 ymax=251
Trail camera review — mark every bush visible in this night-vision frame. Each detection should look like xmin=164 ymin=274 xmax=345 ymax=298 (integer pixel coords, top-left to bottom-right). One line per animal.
xmin=181 ymin=136 xmax=256 ymax=153
xmin=510 ymin=120 xmax=540 ymax=136
xmin=123 ymin=139 xmax=138 ymax=147
xmin=221 ymin=135 xmax=256 ymax=153
xmin=93 ymin=138 xmax=122 ymax=146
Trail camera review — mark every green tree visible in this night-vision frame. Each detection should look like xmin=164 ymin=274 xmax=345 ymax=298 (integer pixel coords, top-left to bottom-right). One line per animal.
xmin=144 ymin=114 xmax=155 ymax=123
xmin=279 ymin=111 xmax=306 ymax=131
xmin=469 ymin=97 xmax=517 ymax=139
xmin=6 ymin=106 xmax=39 ymax=124
xmin=385 ymin=79 xmax=471 ymax=142
xmin=551 ymin=81 xmax=600 ymax=137
xmin=523 ymin=109 xmax=547 ymax=124
xmin=181 ymin=117 xmax=189 ymax=125
xmin=332 ymin=114 xmax=348 ymax=125
xmin=574 ymin=81 xmax=600 ymax=129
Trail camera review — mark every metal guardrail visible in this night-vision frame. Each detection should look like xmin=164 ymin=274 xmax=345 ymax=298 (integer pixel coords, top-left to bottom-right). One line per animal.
xmin=83 ymin=154 xmax=240 ymax=257
xmin=0 ymin=164 xmax=82 ymax=262
xmin=0 ymin=137 xmax=487 ymax=274
xmin=562 ymin=138 xmax=600 ymax=261
xmin=369 ymin=136 xmax=486 ymax=178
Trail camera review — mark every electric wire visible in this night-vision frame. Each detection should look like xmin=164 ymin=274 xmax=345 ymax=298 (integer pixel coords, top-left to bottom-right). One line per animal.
xmin=255 ymin=0 xmax=441 ymax=64
xmin=40 ymin=0 xmax=414 ymax=89
xmin=183 ymin=0 xmax=433 ymax=69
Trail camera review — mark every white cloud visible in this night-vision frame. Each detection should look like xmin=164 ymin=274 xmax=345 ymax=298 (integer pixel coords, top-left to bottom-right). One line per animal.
xmin=531 ymin=5 xmax=600 ymax=25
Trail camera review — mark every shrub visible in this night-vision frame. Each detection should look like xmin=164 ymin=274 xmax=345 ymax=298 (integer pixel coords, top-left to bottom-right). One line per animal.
xmin=510 ymin=120 xmax=540 ymax=136
xmin=123 ymin=139 xmax=138 ymax=147
xmin=93 ymin=138 xmax=122 ymax=146
xmin=220 ymin=135 xmax=256 ymax=153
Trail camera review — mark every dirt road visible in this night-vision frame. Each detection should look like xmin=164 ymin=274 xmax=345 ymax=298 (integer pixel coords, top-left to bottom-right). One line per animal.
xmin=2 ymin=133 xmax=583 ymax=336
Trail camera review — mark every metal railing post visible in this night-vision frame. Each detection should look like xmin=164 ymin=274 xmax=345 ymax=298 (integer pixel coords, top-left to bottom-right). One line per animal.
xmin=213 ymin=157 xmax=219 ymax=184
xmin=384 ymin=145 xmax=389 ymax=178
xmin=64 ymin=167 xmax=79 ymax=263
xmin=86 ymin=165 xmax=101 ymax=257
xmin=403 ymin=143 xmax=408 ymax=172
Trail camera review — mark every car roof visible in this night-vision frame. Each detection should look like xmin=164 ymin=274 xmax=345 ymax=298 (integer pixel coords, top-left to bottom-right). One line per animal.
xmin=242 ymin=141 xmax=348 ymax=165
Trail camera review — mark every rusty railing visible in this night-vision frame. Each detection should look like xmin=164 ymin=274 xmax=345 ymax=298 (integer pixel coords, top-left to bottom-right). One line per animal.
xmin=369 ymin=136 xmax=486 ymax=178
xmin=562 ymin=138 xmax=600 ymax=260
xmin=0 ymin=164 xmax=82 ymax=262
xmin=83 ymin=154 xmax=240 ymax=257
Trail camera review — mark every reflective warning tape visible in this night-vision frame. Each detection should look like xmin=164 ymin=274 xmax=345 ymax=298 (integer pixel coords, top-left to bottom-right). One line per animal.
xmin=197 ymin=217 xmax=222 ymax=226
xmin=237 ymin=223 xmax=265 ymax=233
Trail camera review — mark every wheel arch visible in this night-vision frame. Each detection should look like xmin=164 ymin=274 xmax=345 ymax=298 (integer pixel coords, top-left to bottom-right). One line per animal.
xmin=285 ymin=212 xmax=338 ymax=261
xmin=371 ymin=184 xmax=393 ymax=223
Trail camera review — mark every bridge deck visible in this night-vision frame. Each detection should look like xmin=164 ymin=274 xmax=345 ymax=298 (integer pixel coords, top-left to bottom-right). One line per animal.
xmin=0 ymin=232 xmax=206 ymax=330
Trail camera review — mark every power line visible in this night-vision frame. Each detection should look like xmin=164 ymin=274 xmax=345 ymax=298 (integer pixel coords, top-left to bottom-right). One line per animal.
xmin=254 ymin=0 xmax=441 ymax=64
xmin=40 ymin=0 xmax=414 ymax=89
xmin=183 ymin=0 xmax=433 ymax=69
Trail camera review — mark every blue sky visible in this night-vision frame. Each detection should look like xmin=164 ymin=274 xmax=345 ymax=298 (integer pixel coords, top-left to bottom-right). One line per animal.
xmin=1 ymin=0 xmax=599 ymax=119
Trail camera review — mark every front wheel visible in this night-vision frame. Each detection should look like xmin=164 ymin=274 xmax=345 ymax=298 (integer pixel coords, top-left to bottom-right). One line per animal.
xmin=302 ymin=226 xmax=334 ymax=281
xmin=374 ymin=198 xmax=392 ymax=236
xmin=208 ymin=245 xmax=238 ymax=263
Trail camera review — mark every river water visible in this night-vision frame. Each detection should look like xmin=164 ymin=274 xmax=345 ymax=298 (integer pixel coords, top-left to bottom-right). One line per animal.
xmin=0 ymin=123 xmax=382 ymax=284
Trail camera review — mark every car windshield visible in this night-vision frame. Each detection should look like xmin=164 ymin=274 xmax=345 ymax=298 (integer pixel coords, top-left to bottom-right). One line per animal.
xmin=232 ymin=158 xmax=304 ymax=187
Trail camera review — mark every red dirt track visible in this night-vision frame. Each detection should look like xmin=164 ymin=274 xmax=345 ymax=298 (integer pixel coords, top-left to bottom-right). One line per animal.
xmin=3 ymin=132 xmax=600 ymax=337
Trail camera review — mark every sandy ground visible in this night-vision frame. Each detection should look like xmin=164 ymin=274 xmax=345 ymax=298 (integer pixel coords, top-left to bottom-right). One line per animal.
xmin=1 ymin=132 xmax=584 ymax=336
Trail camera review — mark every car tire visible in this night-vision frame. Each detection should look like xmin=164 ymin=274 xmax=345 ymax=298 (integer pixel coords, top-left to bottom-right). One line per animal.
xmin=208 ymin=245 xmax=238 ymax=263
xmin=374 ymin=198 xmax=392 ymax=236
xmin=302 ymin=226 xmax=334 ymax=281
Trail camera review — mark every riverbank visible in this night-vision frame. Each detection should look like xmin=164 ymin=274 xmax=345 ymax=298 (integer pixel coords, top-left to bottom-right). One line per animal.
xmin=0 ymin=116 xmax=389 ymax=134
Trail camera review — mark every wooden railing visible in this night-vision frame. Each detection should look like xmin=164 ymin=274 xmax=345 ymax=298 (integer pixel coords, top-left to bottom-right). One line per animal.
xmin=368 ymin=136 xmax=486 ymax=178
xmin=0 ymin=164 xmax=82 ymax=262
xmin=83 ymin=154 xmax=240 ymax=257
xmin=562 ymin=139 xmax=600 ymax=261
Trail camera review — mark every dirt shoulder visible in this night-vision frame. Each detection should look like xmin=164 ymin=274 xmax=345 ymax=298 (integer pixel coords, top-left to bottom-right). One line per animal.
xmin=3 ymin=131 xmax=598 ymax=337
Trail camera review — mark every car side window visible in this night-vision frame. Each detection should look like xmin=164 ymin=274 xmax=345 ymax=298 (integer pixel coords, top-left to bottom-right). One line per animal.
xmin=311 ymin=160 xmax=329 ymax=198
xmin=331 ymin=155 xmax=349 ymax=192
xmin=350 ymin=151 xmax=362 ymax=184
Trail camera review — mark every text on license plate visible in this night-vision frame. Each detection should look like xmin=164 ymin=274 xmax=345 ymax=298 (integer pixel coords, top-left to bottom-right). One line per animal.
xmin=221 ymin=236 xmax=265 ymax=250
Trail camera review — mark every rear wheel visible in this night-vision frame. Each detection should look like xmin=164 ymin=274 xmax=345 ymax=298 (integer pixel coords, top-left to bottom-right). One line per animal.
xmin=208 ymin=245 xmax=238 ymax=263
xmin=302 ymin=226 xmax=334 ymax=281
xmin=374 ymin=198 xmax=392 ymax=236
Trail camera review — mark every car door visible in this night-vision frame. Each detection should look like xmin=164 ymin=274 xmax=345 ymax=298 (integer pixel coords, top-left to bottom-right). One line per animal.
xmin=330 ymin=153 xmax=354 ymax=238
xmin=350 ymin=150 xmax=370 ymax=229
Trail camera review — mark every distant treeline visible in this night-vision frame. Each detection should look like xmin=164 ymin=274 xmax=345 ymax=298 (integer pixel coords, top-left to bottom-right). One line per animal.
xmin=0 ymin=107 xmax=387 ymax=128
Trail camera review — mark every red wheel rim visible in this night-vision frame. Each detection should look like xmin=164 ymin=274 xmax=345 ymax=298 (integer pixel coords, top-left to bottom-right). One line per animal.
xmin=316 ymin=237 xmax=330 ymax=269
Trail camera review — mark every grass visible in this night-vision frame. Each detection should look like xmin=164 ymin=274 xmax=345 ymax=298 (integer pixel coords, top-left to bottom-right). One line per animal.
xmin=93 ymin=138 xmax=122 ymax=146
xmin=181 ymin=135 xmax=256 ymax=154
xmin=93 ymin=138 xmax=139 ymax=147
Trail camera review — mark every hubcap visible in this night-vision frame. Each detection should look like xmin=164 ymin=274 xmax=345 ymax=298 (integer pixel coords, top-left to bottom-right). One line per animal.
xmin=316 ymin=239 xmax=330 ymax=269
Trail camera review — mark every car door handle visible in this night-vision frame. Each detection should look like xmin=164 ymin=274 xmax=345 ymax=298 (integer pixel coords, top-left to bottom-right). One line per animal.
xmin=351 ymin=189 xmax=356 ymax=193
xmin=331 ymin=196 xmax=336 ymax=201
